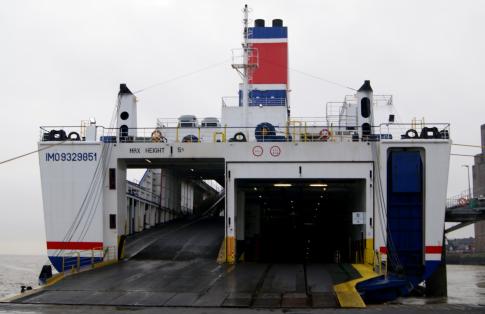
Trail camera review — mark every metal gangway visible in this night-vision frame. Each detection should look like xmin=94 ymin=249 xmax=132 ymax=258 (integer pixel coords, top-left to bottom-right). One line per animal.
xmin=445 ymin=187 xmax=485 ymax=233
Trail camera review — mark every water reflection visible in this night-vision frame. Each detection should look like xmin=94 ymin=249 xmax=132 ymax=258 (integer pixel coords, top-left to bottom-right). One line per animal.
xmin=447 ymin=265 xmax=485 ymax=305
xmin=397 ymin=264 xmax=485 ymax=305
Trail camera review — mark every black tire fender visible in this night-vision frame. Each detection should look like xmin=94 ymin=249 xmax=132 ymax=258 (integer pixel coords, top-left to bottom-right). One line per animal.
xmin=67 ymin=132 xmax=81 ymax=141
xmin=405 ymin=129 xmax=418 ymax=139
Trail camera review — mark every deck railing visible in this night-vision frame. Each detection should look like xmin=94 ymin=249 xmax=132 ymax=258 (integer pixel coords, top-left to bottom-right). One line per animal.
xmin=447 ymin=186 xmax=485 ymax=209
xmin=39 ymin=123 xmax=450 ymax=144
xmin=60 ymin=245 xmax=116 ymax=273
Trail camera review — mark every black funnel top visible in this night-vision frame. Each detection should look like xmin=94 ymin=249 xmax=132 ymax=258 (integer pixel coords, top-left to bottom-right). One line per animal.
xmin=272 ymin=19 xmax=283 ymax=27
xmin=255 ymin=19 xmax=265 ymax=27
xmin=358 ymin=80 xmax=373 ymax=92
xmin=119 ymin=83 xmax=133 ymax=95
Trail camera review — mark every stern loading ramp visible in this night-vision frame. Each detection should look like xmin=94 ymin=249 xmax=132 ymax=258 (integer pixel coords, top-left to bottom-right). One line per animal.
xmin=17 ymin=162 xmax=373 ymax=308
xmin=16 ymin=216 xmax=366 ymax=308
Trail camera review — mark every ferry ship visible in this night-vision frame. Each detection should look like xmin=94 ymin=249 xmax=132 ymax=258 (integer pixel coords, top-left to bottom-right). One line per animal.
xmin=34 ymin=6 xmax=451 ymax=307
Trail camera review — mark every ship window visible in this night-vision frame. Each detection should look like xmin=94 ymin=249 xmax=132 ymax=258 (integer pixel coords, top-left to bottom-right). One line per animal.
xmin=361 ymin=97 xmax=371 ymax=118
xmin=120 ymin=125 xmax=129 ymax=137
xmin=362 ymin=123 xmax=371 ymax=135
xmin=120 ymin=111 xmax=129 ymax=120
xmin=109 ymin=168 xmax=116 ymax=190
xmin=109 ymin=214 xmax=116 ymax=229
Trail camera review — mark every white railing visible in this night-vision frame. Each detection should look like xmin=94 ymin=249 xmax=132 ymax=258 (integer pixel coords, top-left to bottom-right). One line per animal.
xmin=221 ymin=96 xmax=287 ymax=107
xmin=39 ymin=122 xmax=451 ymax=145
xmin=231 ymin=47 xmax=259 ymax=69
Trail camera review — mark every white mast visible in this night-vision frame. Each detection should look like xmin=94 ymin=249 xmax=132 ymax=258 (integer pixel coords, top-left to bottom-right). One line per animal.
xmin=231 ymin=4 xmax=257 ymax=133
xmin=242 ymin=4 xmax=250 ymax=131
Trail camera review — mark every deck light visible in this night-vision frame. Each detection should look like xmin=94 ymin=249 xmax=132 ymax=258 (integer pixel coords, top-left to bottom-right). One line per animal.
xmin=309 ymin=183 xmax=328 ymax=187
xmin=274 ymin=183 xmax=292 ymax=187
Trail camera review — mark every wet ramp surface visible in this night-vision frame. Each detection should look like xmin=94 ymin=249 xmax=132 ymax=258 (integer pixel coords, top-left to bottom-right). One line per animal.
xmin=132 ymin=217 xmax=224 ymax=260
xmin=15 ymin=217 xmax=338 ymax=308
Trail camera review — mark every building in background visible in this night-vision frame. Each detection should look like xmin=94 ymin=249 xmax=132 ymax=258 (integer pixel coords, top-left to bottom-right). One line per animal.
xmin=473 ymin=124 xmax=485 ymax=252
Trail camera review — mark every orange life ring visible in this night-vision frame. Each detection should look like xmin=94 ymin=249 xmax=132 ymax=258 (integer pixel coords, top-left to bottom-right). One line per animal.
xmin=319 ymin=128 xmax=332 ymax=141
xmin=151 ymin=129 xmax=167 ymax=143
xmin=458 ymin=197 xmax=468 ymax=206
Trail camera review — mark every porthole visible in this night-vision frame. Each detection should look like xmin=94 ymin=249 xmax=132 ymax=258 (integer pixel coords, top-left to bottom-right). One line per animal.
xmin=120 ymin=111 xmax=129 ymax=120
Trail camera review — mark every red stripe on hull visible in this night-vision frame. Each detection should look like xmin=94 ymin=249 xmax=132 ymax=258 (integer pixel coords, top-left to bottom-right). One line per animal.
xmin=425 ymin=246 xmax=442 ymax=254
xmin=379 ymin=246 xmax=442 ymax=254
xmin=46 ymin=241 xmax=103 ymax=250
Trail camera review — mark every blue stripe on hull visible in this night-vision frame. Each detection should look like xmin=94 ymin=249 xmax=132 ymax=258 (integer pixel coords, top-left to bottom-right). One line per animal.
xmin=423 ymin=260 xmax=442 ymax=281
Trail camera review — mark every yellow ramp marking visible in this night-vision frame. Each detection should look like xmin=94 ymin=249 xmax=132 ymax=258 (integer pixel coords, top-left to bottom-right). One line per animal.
xmin=226 ymin=236 xmax=236 ymax=264
xmin=333 ymin=264 xmax=380 ymax=308
xmin=217 ymin=237 xmax=226 ymax=264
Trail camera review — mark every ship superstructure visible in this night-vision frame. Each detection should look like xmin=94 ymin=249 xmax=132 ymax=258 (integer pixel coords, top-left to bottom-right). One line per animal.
xmin=37 ymin=6 xmax=451 ymax=305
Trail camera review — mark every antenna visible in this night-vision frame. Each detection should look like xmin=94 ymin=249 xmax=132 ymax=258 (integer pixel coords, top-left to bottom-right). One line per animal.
xmin=231 ymin=5 xmax=258 ymax=131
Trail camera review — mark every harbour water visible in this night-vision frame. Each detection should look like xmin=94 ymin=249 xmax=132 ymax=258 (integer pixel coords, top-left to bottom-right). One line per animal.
xmin=447 ymin=264 xmax=485 ymax=305
xmin=0 ymin=255 xmax=46 ymax=299
xmin=0 ymin=255 xmax=484 ymax=305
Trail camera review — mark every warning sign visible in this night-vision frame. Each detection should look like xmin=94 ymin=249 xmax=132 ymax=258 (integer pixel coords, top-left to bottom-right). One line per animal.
xmin=252 ymin=145 xmax=263 ymax=157
xmin=270 ymin=145 xmax=281 ymax=157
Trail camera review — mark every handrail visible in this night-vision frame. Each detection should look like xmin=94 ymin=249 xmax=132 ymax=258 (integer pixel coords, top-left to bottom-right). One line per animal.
xmin=39 ymin=123 xmax=451 ymax=144
xmin=60 ymin=245 xmax=116 ymax=274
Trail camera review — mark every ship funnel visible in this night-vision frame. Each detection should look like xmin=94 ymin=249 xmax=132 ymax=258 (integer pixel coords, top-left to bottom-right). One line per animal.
xmin=272 ymin=19 xmax=283 ymax=27
xmin=255 ymin=19 xmax=265 ymax=27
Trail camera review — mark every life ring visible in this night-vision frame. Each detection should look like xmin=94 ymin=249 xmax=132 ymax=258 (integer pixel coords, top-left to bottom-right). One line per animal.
xmin=151 ymin=129 xmax=166 ymax=143
xmin=458 ymin=197 xmax=468 ymax=206
xmin=67 ymin=131 xmax=81 ymax=141
xmin=319 ymin=128 xmax=332 ymax=141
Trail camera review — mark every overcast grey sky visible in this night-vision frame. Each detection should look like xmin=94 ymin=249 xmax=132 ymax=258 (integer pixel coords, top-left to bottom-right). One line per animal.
xmin=0 ymin=0 xmax=484 ymax=255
